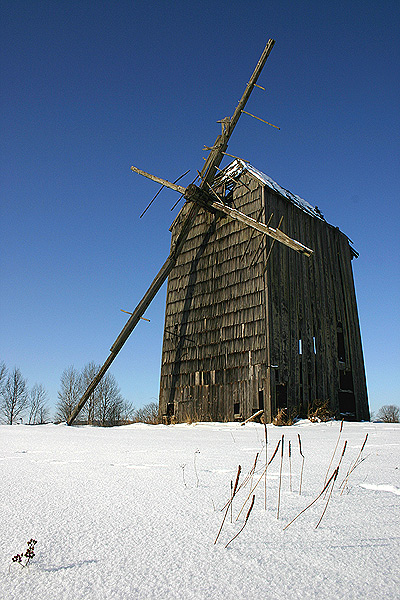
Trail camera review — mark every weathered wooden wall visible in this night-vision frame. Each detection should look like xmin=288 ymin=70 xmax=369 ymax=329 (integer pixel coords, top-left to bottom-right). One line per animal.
xmin=263 ymin=186 xmax=368 ymax=421
xmin=159 ymin=165 xmax=369 ymax=423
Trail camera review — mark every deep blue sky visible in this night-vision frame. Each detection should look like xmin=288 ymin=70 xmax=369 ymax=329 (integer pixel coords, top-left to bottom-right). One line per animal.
xmin=1 ymin=0 xmax=399 ymax=416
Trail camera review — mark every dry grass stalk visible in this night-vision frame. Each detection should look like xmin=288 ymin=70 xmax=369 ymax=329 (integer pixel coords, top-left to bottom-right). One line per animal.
xmin=227 ymin=453 xmax=260 ymax=502
xmin=284 ymin=441 xmax=347 ymax=530
xmin=249 ymin=452 xmax=259 ymax=490
xmin=324 ymin=420 xmax=344 ymax=485
xmin=339 ymin=434 xmax=368 ymax=494
xmin=283 ymin=467 xmax=338 ymax=531
xmin=277 ymin=434 xmax=284 ymax=518
xmin=225 ymin=495 xmax=255 ymax=548
xmin=194 ymin=449 xmax=200 ymax=488
xmin=215 ymin=465 xmax=241 ymax=544
xmin=288 ymin=440 xmax=292 ymax=492
xmin=315 ymin=467 xmax=339 ymax=528
xmin=264 ymin=423 xmax=268 ymax=510
xmin=235 ymin=438 xmax=281 ymax=520
xmin=230 ymin=480 xmax=233 ymax=523
xmin=298 ymin=433 xmax=305 ymax=495
xmin=316 ymin=441 xmax=347 ymax=527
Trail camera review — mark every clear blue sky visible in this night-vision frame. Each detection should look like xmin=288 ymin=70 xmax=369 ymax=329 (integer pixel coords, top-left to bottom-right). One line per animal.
xmin=1 ymin=0 xmax=399 ymax=417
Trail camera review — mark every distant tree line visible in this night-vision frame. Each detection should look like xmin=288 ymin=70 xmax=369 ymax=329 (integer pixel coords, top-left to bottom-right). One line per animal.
xmin=0 ymin=361 xmax=49 ymax=424
xmin=55 ymin=363 xmax=159 ymax=426
xmin=55 ymin=362 xmax=134 ymax=426
xmin=1 ymin=359 xmax=159 ymax=426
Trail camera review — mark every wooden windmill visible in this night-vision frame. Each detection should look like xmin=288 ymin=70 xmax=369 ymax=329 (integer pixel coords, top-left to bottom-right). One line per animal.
xmin=67 ymin=38 xmax=368 ymax=425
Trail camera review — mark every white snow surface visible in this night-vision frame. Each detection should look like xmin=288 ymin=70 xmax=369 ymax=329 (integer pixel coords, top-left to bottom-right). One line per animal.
xmin=1 ymin=421 xmax=399 ymax=599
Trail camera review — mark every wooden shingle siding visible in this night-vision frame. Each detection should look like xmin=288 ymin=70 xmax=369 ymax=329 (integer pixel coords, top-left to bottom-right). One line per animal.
xmin=159 ymin=162 xmax=369 ymax=423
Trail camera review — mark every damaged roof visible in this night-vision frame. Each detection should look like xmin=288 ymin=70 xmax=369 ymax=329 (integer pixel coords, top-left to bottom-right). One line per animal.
xmin=218 ymin=159 xmax=325 ymax=221
xmin=217 ymin=159 xmax=358 ymax=258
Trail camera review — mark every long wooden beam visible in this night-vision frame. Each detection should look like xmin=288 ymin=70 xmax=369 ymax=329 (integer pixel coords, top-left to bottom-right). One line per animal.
xmin=130 ymin=165 xmax=313 ymax=255
xmin=210 ymin=200 xmax=313 ymax=256
xmin=67 ymin=39 xmax=276 ymax=425
xmin=130 ymin=166 xmax=186 ymax=195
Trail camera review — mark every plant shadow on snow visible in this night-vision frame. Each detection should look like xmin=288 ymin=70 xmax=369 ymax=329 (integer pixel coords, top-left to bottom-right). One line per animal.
xmin=329 ymin=536 xmax=400 ymax=549
xmin=41 ymin=559 xmax=98 ymax=572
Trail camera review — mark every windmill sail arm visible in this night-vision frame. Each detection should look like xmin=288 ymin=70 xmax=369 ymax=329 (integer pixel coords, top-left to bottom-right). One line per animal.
xmin=130 ymin=166 xmax=186 ymax=194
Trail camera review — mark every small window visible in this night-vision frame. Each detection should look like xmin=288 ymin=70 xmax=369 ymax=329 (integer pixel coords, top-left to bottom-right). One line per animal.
xmin=234 ymin=402 xmax=240 ymax=415
xmin=258 ymin=390 xmax=264 ymax=411
xmin=340 ymin=370 xmax=354 ymax=391
xmin=313 ymin=336 xmax=317 ymax=354
xmin=276 ymin=384 xmax=287 ymax=409
xmin=166 ymin=403 xmax=174 ymax=417
xmin=298 ymin=339 xmax=303 ymax=355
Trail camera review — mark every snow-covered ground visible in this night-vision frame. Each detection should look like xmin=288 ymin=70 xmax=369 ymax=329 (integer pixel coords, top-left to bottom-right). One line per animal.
xmin=0 ymin=420 xmax=399 ymax=599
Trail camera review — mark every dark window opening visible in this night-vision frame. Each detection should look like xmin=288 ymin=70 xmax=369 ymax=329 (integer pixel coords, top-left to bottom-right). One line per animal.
xmin=166 ymin=403 xmax=175 ymax=417
xmin=233 ymin=402 xmax=240 ymax=415
xmin=340 ymin=370 xmax=354 ymax=392
xmin=337 ymin=323 xmax=346 ymax=362
xmin=258 ymin=390 xmax=264 ymax=411
xmin=338 ymin=391 xmax=356 ymax=419
xmin=276 ymin=384 xmax=287 ymax=409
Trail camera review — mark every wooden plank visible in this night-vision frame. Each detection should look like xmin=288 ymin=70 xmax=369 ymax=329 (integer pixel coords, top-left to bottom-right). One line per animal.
xmin=130 ymin=166 xmax=186 ymax=194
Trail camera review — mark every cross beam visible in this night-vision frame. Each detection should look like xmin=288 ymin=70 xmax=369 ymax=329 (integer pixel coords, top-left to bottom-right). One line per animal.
xmin=130 ymin=169 xmax=313 ymax=256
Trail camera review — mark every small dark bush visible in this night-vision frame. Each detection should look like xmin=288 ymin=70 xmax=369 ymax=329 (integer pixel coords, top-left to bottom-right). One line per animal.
xmin=273 ymin=408 xmax=296 ymax=426
xmin=308 ymin=399 xmax=333 ymax=422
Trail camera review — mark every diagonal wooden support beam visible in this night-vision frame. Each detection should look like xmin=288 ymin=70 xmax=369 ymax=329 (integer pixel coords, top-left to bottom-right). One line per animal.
xmin=67 ymin=39 xmax=276 ymax=426
xmin=209 ymin=200 xmax=313 ymax=256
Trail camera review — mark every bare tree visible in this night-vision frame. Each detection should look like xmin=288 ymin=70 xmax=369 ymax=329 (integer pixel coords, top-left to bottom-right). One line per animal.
xmin=56 ymin=363 xmax=128 ymax=426
xmin=376 ymin=405 xmax=400 ymax=423
xmin=28 ymin=383 xmax=49 ymax=424
xmin=117 ymin=400 xmax=136 ymax=425
xmin=0 ymin=361 xmax=7 ymax=391
xmin=96 ymin=371 xmax=124 ymax=426
xmin=81 ymin=362 xmax=99 ymax=425
xmin=0 ymin=367 xmax=29 ymax=424
xmin=55 ymin=366 xmax=82 ymax=422
xmin=134 ymin=402 xmax=159 ymax=424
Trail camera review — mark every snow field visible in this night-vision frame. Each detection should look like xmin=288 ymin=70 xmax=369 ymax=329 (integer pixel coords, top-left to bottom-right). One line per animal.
xmin=0 ymin=421 xmax=399 ymax=599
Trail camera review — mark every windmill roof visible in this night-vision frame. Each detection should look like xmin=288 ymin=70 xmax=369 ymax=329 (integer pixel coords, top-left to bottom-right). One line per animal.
xmin=219 ymin=159 xmax=325 ymax=221
xmin=171 ymin=159 xmax=358 ymax=257
xmin=217 ymin=159 xmax=358 ymax=257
